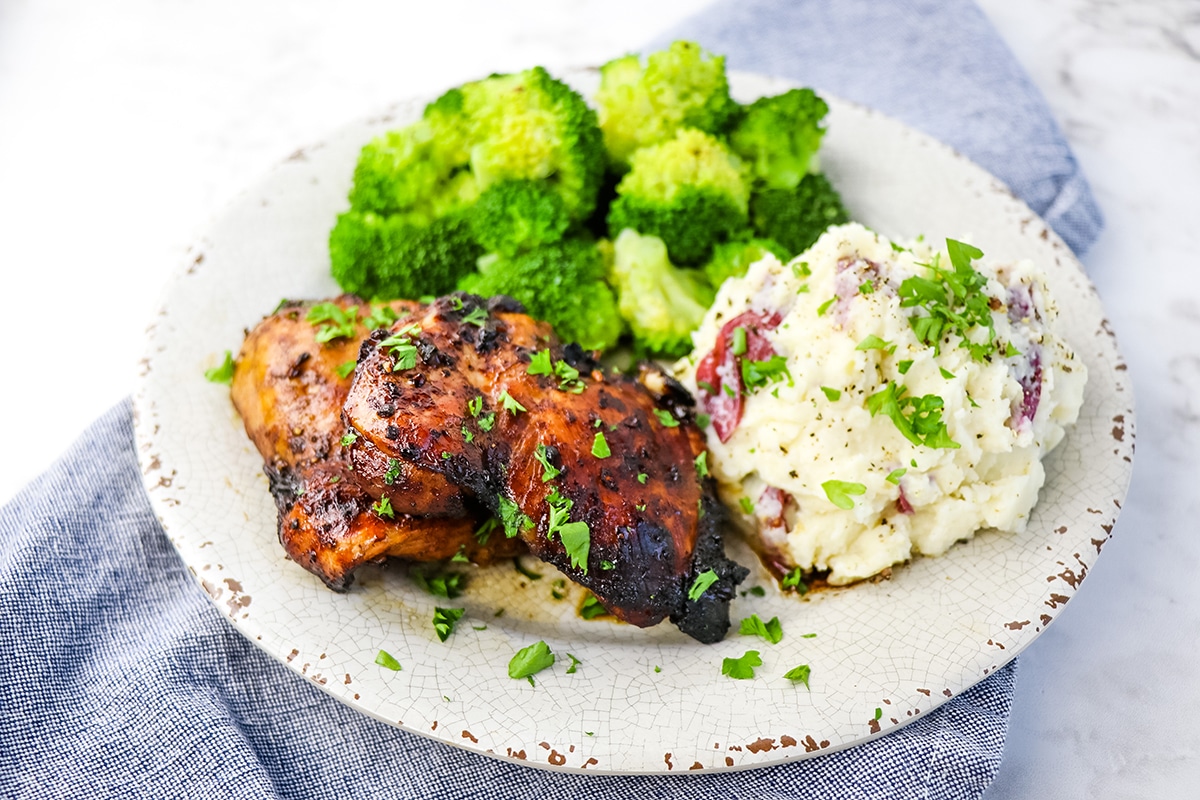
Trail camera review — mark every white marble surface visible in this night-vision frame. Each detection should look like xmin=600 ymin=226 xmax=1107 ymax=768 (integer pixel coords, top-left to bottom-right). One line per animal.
xmin=0 ymin=0 xmax=1193 ymax=795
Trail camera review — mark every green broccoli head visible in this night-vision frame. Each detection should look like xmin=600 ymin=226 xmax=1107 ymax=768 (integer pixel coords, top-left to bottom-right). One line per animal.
xmin=595 ymin=40 xmax=740 ymax=166
xmin=729 ymin=89 xmax=830 ymax=190
xmin=454 ymin=67 xmax=606 ymax=221
xmin=703 ymin=238 xmax=790 ymax=288
xmin=330 ymin=210 xmax=482 ymax=300
xmin=607 ymin=229 xmax=715 ymax=357
xmin=347 ymin=121 xmax=480 ymax=222
xmin=469 ymin=179 xmax=572 ymax=256
xmin=606 ymin=128 xmax=749 ymax=265
xmin=457 ymin=238 xmax=623 ymax=350
xmin=749 ymin=172 xmax=850 ymax=256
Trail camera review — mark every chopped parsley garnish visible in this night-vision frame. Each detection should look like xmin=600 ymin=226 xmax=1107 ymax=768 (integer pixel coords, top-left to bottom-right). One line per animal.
xmin=508 ymin=640 xmax=555 ymax=686
xmin=363 ymin=304 xmax=399 ymax=330
xmin=1003 ymin=341 xmax=1022 ymax=357
xmin=822 ymin=480 xmax=866 ymax=510
xmin=745 ymin=586 xmax=766 ymax=597
xmin=886 ymin=467 xmax=907 ymax=484
xmin=739 ymin=496 xmax=755 ymax=515
xmin=898 ymin=239 xmax=1001 ymax=361
xmin=553 ymin=359 xmax=585 ymax=393
xmin=653 ymin=409 xmax=679 ymax=428
xmin=448 ymin=296 xmax=464 ymax=311
xmin=817 ymin=297 xmax=837 ymax=316
xmin=371 ymin=496 xmax=395 ymax=519
xmin=694 ymin=451 xmax=709 ymax=478
xmin=307 ymin=302 xmax=359 ymax=343
xmin=499 ymin=390 xmax=526 ymax=414
xmin=546 ymin=488 xmax=590 ymax=573
xmin=450 ymin=547 xmax=469 ymax=563
xmin=409 ymin=565 xmax=464 ymax=599
xmin=635 ymin=503 xmax=646 ymax=511
xmin=565 ymin=653 xmax=582 ymax=674
xmin=741 ymin=355 xmax=791 ymax=394
xmin=939 ymin=367 xmax=957 ymax=379
xmin=534 ymin=443 xmax=561 ymax=482
xmin=897 ymin=359 xmax=914 ymax=375
xmin=781 ymin=567 xmax=808 ymax=594
xmin=461 ymin=306 xmax=488 ymax=326
xmin=335 ymin=360 xmax=357 ymax=379
xmin=859 ymin=280 xmax=875 ymax=295
xmin=654 ymin=665 xmax=662 ymax=673
xmin=441 ymin=451 xmax=451 ymax=460
xmin=721 ymin=650 xmax=763 ymax=680
xmin=784 ymin=664 xmax=811 ymax=689
xmin=432 ymin=607 xmax=465 ymax=642
xmin=696 ymin=412 xmax=711 ymax=428
xmin=204 ymin=351 xmax=236 ymax=384
xmin=637 ymin=473 xmax=648 ymax=484
xmin=688 ymin=569 xmax=719 ymax=601
xmin=374 ymin=650 xmax=401 ymax=671
xmin=856 ymin=334 xmax=893 ymax=353
xmin=378 ymin=325 xmax=422 ymax=371
xmin=600 ymin=560 xmax=614 ymax=571
xmin=527 ymin=349 xmax=553 ymax=375
xmin=874 ymin=706 xmax=883 ymax=720
xmin=591 ymin=431 xmax=611 ymax=459
xmin=340 ymin=431 xmax=357 ymax=446
xmin=580 ymin=593 xmax=609 ymax=619
xmin=739 ymin=614 xmax=783 ymax=644
xmin=473 ymin=518 xmax=498 ymax=545
xmin=461 ymin=425 xmax=474 ymax=443
xmin=730 ymin=326 xmax=748 ymax=356
xmin=498 ymin=496 xmax=533 ymax=538
xmin=477 ymin=412 xmax=496 ymax=432
xmin=866 ymin=382 xmax=960 ymax=449
xmin=820 ymin=386 xmax=841 ymax=401
xmin=468 ymin=395 xmax=484 ymax=417
xmin=802 ymin=633 xmax=817 ymax=639
xmin=384 ymin=458 xmax=402 ymax=485
xmin=513 ymin=557 xmax=542 ymax=581
xmin=793 ymin=261 xmax=812 ymax=278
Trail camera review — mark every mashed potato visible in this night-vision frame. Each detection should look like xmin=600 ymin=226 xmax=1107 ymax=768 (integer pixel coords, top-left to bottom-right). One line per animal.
xmin=674 ymin=223 xmax=1086 ymax=584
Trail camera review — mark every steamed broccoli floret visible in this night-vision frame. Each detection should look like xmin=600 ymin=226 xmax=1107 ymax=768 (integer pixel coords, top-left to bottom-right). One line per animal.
xmin=607 ymin=229 xmax=715 ymax=357
xmin=729 ymin=89 xmax=830 ymax=190
xmin=469 ymin=180 xmax=572 ymax=256
xmin=452 ymin=67 xmax=606 ymax=221
xmin=330 ymin=210 xmax=482 ymax=300
xmin=749 ymin=172 xmax=850 ymax=255
xmin=607 ymin=128 xmax=749 ymax=265
xmin=457 ymin=239 xmax=623 ymax=350
xmin=595 ymin=41 xmax=740 ymax=166
xmin=348 ymin=121 xmax=479 ymax=223
xmin=703 ymin=238 xmax=790 ymax=288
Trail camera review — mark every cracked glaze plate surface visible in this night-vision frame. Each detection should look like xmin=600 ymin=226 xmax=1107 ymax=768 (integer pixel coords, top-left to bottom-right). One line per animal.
xmin=133 ymin=71 xmax=1134 ymax=774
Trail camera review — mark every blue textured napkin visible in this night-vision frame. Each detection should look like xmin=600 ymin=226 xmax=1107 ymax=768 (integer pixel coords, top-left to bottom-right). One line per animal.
xmin=0 ymin=2 xmax=1101 ymax=798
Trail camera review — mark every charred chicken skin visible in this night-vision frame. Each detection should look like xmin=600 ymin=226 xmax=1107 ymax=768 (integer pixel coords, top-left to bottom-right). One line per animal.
xmin=230 ymin=295 xmax=519 ymax=591
xmin=343 ymin=293 xmax=748 ymax=643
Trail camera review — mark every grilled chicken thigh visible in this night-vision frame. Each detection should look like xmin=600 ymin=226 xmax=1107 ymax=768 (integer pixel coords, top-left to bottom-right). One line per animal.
xmin=231 ymin=295 xmax=518 ymax=590
xmin=344 ymin=294 xmax=747 ymax=642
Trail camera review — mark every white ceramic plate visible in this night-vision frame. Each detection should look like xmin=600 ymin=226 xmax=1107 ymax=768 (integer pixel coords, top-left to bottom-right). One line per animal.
xmin=133 ymin=71 xmax=1134 ymax=774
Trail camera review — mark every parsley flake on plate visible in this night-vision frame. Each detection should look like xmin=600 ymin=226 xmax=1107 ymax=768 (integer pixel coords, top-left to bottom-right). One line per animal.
xmin=432 ymin=607 xmax=465 ymax=642
xmin=739 ymin=614 xmax=783 ymax=644
xmin=204 ymin=351 xmax=236 ymax=384
xmin=509 ymin=640 xmax=555 ymax=686
xmin=374 ymin=650 xmax=401 ymax=671
xmin=721 ymin=650 xmax=762 ymax=680
xmin=784 ymin=664 xmax=811 ymax=689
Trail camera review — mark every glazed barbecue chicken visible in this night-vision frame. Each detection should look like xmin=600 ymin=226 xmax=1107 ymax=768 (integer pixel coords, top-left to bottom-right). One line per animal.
xmin=230 ymin=295 xmax=519 ymax=591
xmin=343 ymin=294 xmax=747 ymax=643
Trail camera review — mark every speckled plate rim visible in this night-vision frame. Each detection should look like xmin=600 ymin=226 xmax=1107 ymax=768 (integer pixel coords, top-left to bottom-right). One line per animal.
xmin=132 ymin=69 xmax=1135 ymax=774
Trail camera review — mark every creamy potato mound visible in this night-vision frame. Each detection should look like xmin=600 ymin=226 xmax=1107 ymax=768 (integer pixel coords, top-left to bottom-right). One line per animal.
xmin=674 ymin=223 xmax=1086 ymax=584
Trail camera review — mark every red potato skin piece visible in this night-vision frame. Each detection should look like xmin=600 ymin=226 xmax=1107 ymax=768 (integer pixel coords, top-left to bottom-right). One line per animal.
xmin=695 ymin=310 xmax=783 ymax=442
